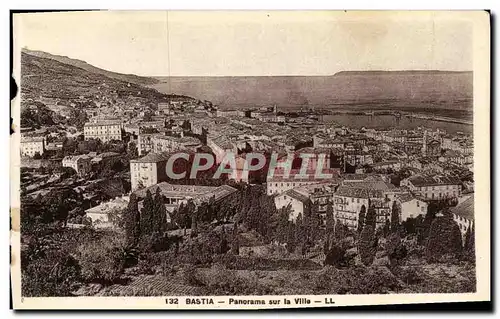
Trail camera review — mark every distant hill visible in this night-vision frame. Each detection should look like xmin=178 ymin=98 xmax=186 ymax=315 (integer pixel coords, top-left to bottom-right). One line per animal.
xmin=20 ymin=52 xmax=192 ymax=104
xmin=151 ymin=71 xmax=473 ymax=113
xmin=22 ymin=48 xmax=159 ymax=86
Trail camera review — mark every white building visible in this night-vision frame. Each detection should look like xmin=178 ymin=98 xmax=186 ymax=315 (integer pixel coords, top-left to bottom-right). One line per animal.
xmin=450 ymin=195 xmax=474 ymax=240
xmin=133 ymin=182 xmax=238 ymax=214
xmin=401 ymin=175 xmax=461 ymax=201
xmin=130 ymin=152 xmax=171 ymax=191
xmin=20 ymin=136 xmax=45 ymax=157
xmin=396 ymin=193 xmax=428 ymax=221
xmin=62 ymin=154 xmax=93 ymax=176
xmin=334 ymin=176 xmax=397 ymax=229
xmin=85 ymin=196 xmax=129 ymax=229
xmin=84 ymin=120 xmax=122 ymax=142
xmin=274 ymin=189 xmax=310 ymax=222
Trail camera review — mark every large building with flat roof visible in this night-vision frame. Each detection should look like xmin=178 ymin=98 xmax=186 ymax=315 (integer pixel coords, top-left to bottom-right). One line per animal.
xmin=20 ymin=136 xmax=45 ymax=157
xmin=84 ymin=120 xmax=122 ymax=142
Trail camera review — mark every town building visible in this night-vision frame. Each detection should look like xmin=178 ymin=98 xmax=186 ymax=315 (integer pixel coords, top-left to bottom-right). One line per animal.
xmin=20 ymin=136 xmax=45 ymax=157
xmin=395 ymin=193 xmax=428 ymax=221
xmin=207 ymin=135 xmax=238 ymax=164
xmin=401 ymin=175 xmax=461 ymax=201
xmin=62 ymin=154 xmax=93 ymax=176
xmin=90 ymin=152 xmax=121 ymax=166
xmin=450 ymin=195 xmax=474 ymax=240
xmin=216 ymin=109 xmax=245 ymax=118
xmin=151 ymin=135 xmax=202 ymax=154
xmin=266 ymin=168 xmax=340 ymax=196
xmin=274 ymin=189 xmax=311 ymax=222
xmin=334 ymin=175 xmax=397 ymax=229
xmin=133 ymin=182 xmax=238 ymax=213
xmin=84 ymin=120 xmax=122 ymax=142
xmin=130 ymin=152 xmax=172 ymax=190
xmin=85 ymin=196 xmax=129 ymax=229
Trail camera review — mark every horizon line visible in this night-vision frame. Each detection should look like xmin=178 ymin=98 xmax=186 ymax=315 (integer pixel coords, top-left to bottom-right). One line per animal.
xmin=22 ymin=47 xmax=473 ymax=79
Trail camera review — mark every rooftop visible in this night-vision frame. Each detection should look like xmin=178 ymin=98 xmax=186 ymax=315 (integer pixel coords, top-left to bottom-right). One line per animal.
xmin=450 ymin=196 xmax=474 ymax=221
xmin=133 ymin=182 xmax=237 ymax=204
xmin=130 ymin=152 xmax=172 ymax=163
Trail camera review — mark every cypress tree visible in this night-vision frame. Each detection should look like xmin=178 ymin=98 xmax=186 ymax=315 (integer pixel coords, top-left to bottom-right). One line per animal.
xmin=358 ymin=201 xmax=377 ymax=266
xmin=140 ymin=190 xmax=154 ymax=236
xmin=358 ymin=204 xmax=366 ymax=234
xmin=191 ymin=209 xmax=198 ymax=238
xmin=231 ymin=222 xmax=240 ymax=255
xmin=365 ymin=202 xmax=377 ymax=228
xmin=124 ymin=193 xmax=141 ymax=247
xmin=391 ymin=201 xmax=401 ymax=233
xmin=464 ymin=224 xmax=475 ymax=261
xmin=426 ymin=213 xmax=463 ymax=262
xmin=358 ymin=222 xmax=376 ymax=266
xmin=153 ymin=188 xmax=167 ymax=233
xmin=325 ymin=201 xmax=334 ymax=236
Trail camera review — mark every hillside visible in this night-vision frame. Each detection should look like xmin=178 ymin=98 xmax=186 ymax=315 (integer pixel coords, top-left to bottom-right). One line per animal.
xmin=22 ymin=48 xmax=159 ymax=86
xmin=151 ymin=72 xmax=473 ymax=114
xmin=20 ymin=52 xmax=192 ymax=105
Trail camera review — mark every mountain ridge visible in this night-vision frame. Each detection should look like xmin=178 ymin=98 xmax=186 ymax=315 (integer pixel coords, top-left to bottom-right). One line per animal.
xmin=22 ymin=48 xmax=160 ymax=86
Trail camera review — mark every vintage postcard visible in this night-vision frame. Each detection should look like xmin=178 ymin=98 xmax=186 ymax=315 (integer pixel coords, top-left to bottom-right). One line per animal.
xmin=10 ymin=10 xmax=490 ymax=309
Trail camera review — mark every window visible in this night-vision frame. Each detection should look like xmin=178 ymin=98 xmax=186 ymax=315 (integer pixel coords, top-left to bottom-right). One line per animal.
xmin=416 ymin=201 xmax=419 ymax=207
xmin=357 ymin=198 xmax=360 ymax=204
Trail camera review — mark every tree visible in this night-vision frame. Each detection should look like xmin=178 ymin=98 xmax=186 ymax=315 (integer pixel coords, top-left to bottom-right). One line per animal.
xmin=140 ymin=190 xmax=154 ymax=237
xmin=421 ymin=202 xmax=438 ymax=242
xmin=218 ymin=226 xmax=230 ymax=254
xmin=464 ymin=224 xmax=475 ymax=262
xmin=426 ymin=212 xmax=463 ymax=262
xmin=357 ymin=205 xmax=366 ymax=234
xmin=230 ymin=222 xmax=240 ymax=255
xmin=358 ymin=223 xmax=377 ymax=266
xmin=386 ymin=232 xmax=407 ymax=268
xmin=325 ymin=201 xmax=335 ymax=236
xmin=152 ymin=189 xmax=167 ymax=233
xmin=334 ymin=220 xmax=346 ymax=241
xmin=383 ymin=218 xmax=391 ymax=237
xmin=191 ymin=205 xmax=199 ymax=238
xmin=358 ymin=202 xmax=377 ymax=266
xmin=324 ymin=244 xmax=347 ymax=268
xmin=391 ymin=201 xmax=401 ymax=233
xmin=124 ymin=194 xmax=141 ymax=247
xmin=365 ymin=202 xmax=377 ymax=228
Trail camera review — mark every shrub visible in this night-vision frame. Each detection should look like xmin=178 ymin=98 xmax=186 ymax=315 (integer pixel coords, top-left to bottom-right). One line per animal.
xmin=358 ymin=225 xmax=377 ymax=266
xmin=426 ymin=215 xmax=462 ymax=262
xmin=75 ymin=235 xmax=128 ymax=284
xmin=397 ymin=266 xmax=426 ymax=285
xmin=324 ymin=244 xmax=347 ymax=268
xmin=181 ymin=264 xmax=203 ymax=286
xmin=195 ymin=263 xmax=274 ymax=295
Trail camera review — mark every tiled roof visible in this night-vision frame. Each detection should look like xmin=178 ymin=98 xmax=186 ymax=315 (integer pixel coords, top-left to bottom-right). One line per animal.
xmin=408 ymin=175 xmax=461 ymax=187
xmin=335 ymin=185 xmax=385 ymax=199
xmin=133 ymin=182 xmax=237 ymax=203
xmin=130 ymin=152 xmax=172 ymax=163
xmin=450 ymin=196 xmax=474 ymax=221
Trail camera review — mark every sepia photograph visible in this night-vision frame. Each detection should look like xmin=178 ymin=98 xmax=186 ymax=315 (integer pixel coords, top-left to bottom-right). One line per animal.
xmin=10 ymin=10 xmax=490 ymax=309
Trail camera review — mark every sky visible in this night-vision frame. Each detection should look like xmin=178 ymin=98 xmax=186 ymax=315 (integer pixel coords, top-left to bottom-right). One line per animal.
xmin=14 ymin=11 xmax=473 ymax=76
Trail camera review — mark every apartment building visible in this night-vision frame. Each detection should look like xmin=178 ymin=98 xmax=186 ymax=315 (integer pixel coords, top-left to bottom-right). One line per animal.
xmin=401 ymin=175 xmax=461 ymax=201
xmin=62 ymin=154 xmax=93 ymax=176
xmin=84 ymin=120 xmax=122 ymax=142
xmin=130 ymin=152 xmax=171 ymax=190
xmin=20 ymin=136 xmax=45 ymax=157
